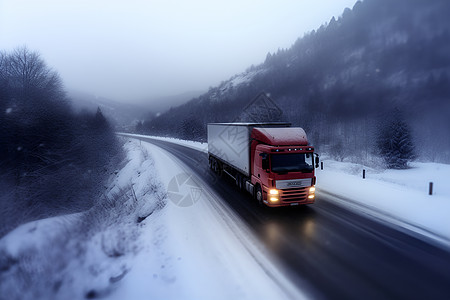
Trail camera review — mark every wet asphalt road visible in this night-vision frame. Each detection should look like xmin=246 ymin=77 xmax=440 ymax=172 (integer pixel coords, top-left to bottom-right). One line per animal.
xmin=134 ymin=136 xmax=450 ymax=300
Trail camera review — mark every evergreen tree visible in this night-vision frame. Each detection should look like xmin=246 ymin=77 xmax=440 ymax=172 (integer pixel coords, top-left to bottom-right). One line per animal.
xmin=377 ymin=110 xmax=415 ymax=169
xmin=92 ymin=107 xmax=108 ymax=130
xmin=180 ymin=117 xmax=204 ymax=141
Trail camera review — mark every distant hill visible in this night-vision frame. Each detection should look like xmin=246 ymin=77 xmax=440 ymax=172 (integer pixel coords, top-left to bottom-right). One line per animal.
xmin=142 ymin=0 xmax=450 ymax=163
xmin=68 ymin=91 xmax=154 ymax=131
xmin=139 ymin=90 xmax=204 ymax=114
xmin=69 ymin=90 xmax=203 ymax=131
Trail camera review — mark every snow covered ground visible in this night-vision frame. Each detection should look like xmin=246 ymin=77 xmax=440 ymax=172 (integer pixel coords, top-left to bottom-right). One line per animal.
xmin=0 ymin=138 xmax=305 ymax=300
xmin=123 ymin=134 xmax=450 ymax=249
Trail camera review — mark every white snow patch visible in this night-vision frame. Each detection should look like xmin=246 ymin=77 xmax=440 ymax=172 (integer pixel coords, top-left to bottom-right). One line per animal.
xmin=228 ymin=71 xmax=255 ymax=86
xmin=211 ymin=68 xmax=265 ymax=100
xmin=0 ymin=213 xmax=81 ymax=258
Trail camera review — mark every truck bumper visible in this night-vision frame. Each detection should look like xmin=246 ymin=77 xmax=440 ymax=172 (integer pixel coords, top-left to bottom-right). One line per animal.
xmin=263 ymin=186 xmax=315 ymax=207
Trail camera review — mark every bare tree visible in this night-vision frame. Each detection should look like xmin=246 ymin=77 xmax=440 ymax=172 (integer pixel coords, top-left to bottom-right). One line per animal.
xmin=3 ymin=47 xmax=66 ymax=111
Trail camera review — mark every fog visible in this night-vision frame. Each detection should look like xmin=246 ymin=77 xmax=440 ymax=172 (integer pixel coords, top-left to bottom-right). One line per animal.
xmin=0 ymin=0 xmax=357 ymax=104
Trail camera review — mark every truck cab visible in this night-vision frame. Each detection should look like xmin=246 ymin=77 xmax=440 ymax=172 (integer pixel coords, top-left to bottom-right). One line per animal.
xmin=251 ymin=127 xmax=316 ymax=207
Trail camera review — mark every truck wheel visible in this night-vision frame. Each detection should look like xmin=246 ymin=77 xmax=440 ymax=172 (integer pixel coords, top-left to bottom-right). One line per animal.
xmin=255 ymin=185 xmax=263 ymax=206
xmin=216 ymin=162 xmax=223 ymax=177
xmin=239 ymin=176 xmax=245 ymax=191
xmin=219 ymin=167 xmax=223 ymax=177
xmin=210 ymin=158 xmax=216 ymax=172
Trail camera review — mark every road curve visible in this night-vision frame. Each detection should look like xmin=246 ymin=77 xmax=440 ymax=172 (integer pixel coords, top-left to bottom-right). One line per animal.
xmin=132 ymin=136 xmax=450 ymax=300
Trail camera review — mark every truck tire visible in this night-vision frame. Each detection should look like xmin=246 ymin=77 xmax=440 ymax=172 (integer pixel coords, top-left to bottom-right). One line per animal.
xmin=216 ymin=161 xmax=223 ymax=177
xmin=239 ymin=176 xmax=246 ymax=191
xmin=255 ymin=185 xmax=263 ymax=206
xmin=236 ymin=174 xmax=242 ymax=190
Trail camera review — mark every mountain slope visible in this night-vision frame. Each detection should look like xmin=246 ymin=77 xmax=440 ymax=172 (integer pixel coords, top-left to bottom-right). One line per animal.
xmin=143 ymin=0 xmax=450 ymax=163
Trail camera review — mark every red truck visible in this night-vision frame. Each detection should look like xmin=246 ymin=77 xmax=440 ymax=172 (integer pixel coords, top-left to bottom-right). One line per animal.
xmin=208 ymin=123 xmax=319 ymax=207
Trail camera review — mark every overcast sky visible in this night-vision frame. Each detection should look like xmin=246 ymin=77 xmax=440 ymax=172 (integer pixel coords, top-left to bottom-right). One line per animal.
xmin=0 ymin=0 xmax=357 ymax=104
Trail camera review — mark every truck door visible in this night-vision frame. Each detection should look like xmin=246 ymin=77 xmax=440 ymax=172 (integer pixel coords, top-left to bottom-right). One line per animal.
xmin=255 ymin=151 xmax=270 ymax=182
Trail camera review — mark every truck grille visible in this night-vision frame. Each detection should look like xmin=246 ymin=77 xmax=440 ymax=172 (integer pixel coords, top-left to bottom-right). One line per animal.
xmin=280 ymin=187 xmax=309 ymax=202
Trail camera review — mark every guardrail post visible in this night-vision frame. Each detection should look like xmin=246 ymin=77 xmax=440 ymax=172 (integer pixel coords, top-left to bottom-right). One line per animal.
xmin=429 ymin=182 xmax=433 ymax=195
xmin=363 ymin=169 xmax=366 ymax=179
xmin=321 ymin=162 xmax=323 ymax=170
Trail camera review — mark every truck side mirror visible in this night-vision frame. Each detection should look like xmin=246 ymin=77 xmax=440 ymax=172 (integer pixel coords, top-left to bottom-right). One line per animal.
xmin=314 ymin=153 xmax=320 ymax=169
xmin=260 ymin=153 xmax=270 ymax=170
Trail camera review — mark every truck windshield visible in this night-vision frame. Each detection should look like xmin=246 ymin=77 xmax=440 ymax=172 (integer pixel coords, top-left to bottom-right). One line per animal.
xmin=271 ymin=153 xmax=314 ymax=173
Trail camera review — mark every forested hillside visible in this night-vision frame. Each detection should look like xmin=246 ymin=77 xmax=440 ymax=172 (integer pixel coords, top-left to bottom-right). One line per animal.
xmin=0 ymin=47 xmax=122 ymax=237
xmin=142 ymin=0 xmax=450 ymax=164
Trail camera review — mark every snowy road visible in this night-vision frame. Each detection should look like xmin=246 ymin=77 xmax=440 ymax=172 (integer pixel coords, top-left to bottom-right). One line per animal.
xmin=132 ymin=136 xmax=450 ymax=299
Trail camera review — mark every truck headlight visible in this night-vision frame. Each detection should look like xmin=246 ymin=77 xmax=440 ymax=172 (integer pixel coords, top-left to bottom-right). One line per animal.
xmin=269 ymin=189 xmax=279 ymax=202
xmin=269 ymin=197 xmax=279 ymax=202
xmin=309 ymin=186 xmax=315 ymax=193
xmin=269 ymin=189 xmax=279 ymax=195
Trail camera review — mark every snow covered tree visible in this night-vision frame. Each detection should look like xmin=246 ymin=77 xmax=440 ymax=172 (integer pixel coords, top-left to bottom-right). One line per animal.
xmin=330 ymin=139 xmax=346 ymax=161
xmin=377 ymin=110 xmax=416 ymax=169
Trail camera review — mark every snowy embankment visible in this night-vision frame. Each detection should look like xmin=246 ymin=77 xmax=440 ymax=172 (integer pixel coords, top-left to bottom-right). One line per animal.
xmin=121 ymin=133 xmax=208 ymax=153
xmin=0 ymin=138 xmax=305 ymax=300
xmin=0 ymin=140 xmax=165 ymax=299
xmin=126 ymin=134 xmax=450 ymax=248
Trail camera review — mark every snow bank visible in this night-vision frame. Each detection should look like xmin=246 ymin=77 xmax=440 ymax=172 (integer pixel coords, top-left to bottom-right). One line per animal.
xmin=118 ymin=133 xmax=208 ymax=153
